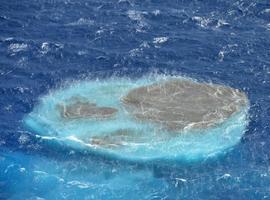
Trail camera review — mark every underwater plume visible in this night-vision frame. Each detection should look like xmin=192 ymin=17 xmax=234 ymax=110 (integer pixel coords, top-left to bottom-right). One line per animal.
xmin=24 ymin=76 xmax=249 ymax=162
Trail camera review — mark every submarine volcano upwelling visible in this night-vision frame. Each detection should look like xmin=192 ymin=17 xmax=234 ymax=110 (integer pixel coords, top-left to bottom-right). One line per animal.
xmin=24 ymin=76 xmax=249 ymax=162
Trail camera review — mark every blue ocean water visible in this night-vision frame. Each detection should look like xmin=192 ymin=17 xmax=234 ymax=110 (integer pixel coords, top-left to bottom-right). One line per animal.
xmin=0 ymin=0 xmax=270 ymax=199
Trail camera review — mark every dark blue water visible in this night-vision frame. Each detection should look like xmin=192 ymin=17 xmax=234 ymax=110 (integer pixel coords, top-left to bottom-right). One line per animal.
xmin=1 ymin=0 xmax=270 ymax=199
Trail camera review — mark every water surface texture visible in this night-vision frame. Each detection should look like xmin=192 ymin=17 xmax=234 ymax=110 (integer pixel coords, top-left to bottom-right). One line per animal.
xmin=1 ymin=0 xmax=270 ymax=199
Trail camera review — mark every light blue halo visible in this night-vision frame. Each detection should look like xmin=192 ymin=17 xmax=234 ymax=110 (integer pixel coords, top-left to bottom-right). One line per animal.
xmin=24 ymin=76 xmax=249 ymax=162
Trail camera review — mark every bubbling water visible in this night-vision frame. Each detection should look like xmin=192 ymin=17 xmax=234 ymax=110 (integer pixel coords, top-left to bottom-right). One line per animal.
xmin=24 ymin=75 xmax=249 ymax=162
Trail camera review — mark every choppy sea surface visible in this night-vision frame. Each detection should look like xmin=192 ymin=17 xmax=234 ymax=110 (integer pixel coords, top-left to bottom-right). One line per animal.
xmin=0 ymin=0 xmax=270 ymax=199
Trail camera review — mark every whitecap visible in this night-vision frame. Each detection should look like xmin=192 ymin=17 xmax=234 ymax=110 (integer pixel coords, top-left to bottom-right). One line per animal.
xmin=152 ymin=10 xmax=161 ymax=16
xmin=8 ymin=43 xmax=28 ymax=53
xmin=266 ymin=23 xmax=270 ymax=30
xmin=127 ymin=10 xmax=144 ymax=21
xmin=153 ymin=37 xmax=169 ymax=44
xmin=127 ymin=10 xmax=148 ymax=32
xmin=216 ymin=19 xmax=230 ymax=28
xmin=67 ymin=18 xmax=94 ymax=26
xmin=18 ymin=134 xmax=30 ymax=144
xmin=41 ymin=42 xmax=50 ymax=54
xmin=261 ymin=8 xmax=270 ymax=14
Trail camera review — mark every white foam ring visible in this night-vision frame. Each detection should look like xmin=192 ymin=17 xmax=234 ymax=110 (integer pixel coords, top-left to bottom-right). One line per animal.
xmin=24 ymin=75 xmax=249 ymax=162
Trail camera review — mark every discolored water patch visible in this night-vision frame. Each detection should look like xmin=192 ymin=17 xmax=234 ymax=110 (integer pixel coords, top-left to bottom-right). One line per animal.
xmin=122 ymin=79 xmax=248 ymax=131
xmin=24 ymin=77 xmax=249 ymax=162
xmin=90 ymin=129 xmax=148 ymax=149
xmin=57 ymin=96 xmax=118 ymax=120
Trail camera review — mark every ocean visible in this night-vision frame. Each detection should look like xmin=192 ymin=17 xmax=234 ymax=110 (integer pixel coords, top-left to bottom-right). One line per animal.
xmin=0 ymin=0 xmax=270 ymax=199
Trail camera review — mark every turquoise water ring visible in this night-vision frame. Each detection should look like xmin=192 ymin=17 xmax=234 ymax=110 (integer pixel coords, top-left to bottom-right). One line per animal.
xmin=24 ymin=76 xmax=249 ymax=162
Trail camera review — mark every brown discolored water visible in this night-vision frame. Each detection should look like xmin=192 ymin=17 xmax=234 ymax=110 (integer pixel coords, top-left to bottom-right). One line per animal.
xmin=122 ymin=79 xmax=248 ymax=131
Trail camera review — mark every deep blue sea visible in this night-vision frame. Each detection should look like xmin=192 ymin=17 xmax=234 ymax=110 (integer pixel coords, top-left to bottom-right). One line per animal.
xmin=1 ymin=0 xmax=270 ymax=199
